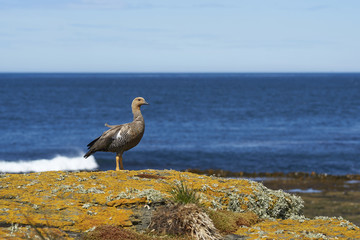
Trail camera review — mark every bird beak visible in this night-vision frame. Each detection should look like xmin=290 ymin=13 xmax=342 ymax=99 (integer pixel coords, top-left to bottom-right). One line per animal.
xmin=143 ymin=101 xmax=149 ymax=105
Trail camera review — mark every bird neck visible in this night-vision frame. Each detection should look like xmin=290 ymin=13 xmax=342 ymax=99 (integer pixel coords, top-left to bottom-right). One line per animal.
xmin=132 ymin=106 xmax=143 ymax=121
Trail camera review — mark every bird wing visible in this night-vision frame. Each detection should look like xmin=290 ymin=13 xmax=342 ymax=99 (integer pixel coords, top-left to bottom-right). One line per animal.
xmin=113 ymin=124 xmax=133 ymax=144
xmin=105 ymin=123 xmax=117 ymax=128
xmin=88 ymin=124 xmax=124 ymax=152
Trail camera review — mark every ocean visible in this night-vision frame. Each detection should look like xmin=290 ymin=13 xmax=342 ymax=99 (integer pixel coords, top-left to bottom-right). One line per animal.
xmin=1 ymin=73 xmax=360 ymax=175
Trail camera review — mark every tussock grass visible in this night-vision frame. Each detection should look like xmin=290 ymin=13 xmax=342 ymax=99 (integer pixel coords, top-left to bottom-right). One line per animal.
xmin=169 ymin=179 xmax=200 ymax=205
xmin=149 ymin=204 xmax=221 ymax=240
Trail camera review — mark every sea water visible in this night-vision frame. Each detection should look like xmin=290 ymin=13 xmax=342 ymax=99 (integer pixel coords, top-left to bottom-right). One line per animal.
xmin=1 ymin=73 xmax=360 ymax=175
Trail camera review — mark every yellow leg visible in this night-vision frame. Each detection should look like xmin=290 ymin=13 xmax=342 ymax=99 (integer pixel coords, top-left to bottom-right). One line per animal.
xmin=116 ymin=155 xmax=120 ymax=171
xmin=120 ymin=155 xmax=124 ymax=170
xmin=116 ymin=155 xmax=124 ymax=171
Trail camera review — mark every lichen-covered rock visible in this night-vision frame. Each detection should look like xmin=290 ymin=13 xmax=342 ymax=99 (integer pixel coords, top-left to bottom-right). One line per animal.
xmin=212 ymin=180 xmax=304 ymax=219
xmin=0 ymin=169 xmax=358 ymax=239
xmin=235 ymin=217 xmax=360 ymax=239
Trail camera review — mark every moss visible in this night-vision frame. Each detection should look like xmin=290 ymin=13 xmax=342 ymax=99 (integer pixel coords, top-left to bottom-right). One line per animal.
xmin=207 ymin=209 xmax=259 ymax=234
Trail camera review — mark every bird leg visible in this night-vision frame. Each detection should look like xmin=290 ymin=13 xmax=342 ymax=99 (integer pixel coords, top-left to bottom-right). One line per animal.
xmin=116 ymin=154 xmax=124 ymax=171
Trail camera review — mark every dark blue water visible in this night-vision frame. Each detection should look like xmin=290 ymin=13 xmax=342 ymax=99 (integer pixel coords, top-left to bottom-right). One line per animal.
xmin=1 ymin=73 xmax=360 ymax=175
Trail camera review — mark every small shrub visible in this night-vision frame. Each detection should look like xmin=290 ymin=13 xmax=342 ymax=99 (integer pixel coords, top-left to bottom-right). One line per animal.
xmin=169 ymin=180 xmax=200 ymax=205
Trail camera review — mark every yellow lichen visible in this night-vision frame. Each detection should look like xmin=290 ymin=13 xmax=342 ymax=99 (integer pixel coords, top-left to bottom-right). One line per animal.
xmin=106 ymin=197 xmax=147 ymax=207
xmin=0 ymin=169 xmax=358 ymax=239
xmin=235 ymin=218 xmax=360 ymax=239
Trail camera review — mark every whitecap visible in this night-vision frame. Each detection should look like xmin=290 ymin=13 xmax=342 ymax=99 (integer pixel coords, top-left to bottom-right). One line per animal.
xmin=0 ymin=154 xmax=98 ymax=173
xmin=287 ymin=188 xmax=321 ymax=193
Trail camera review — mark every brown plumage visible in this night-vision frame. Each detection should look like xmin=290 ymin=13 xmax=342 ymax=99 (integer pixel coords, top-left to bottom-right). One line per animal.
xmin=84 ymin=97 xmax=149 ymax=171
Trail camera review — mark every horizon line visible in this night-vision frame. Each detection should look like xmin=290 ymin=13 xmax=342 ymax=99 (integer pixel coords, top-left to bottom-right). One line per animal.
xmin=1 ymin=71 xmax=360 ymax=74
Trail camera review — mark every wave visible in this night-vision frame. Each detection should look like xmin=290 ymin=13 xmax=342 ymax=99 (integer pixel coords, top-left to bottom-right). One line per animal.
xmin=287 ymin=188 xmax=322 ymax=193
xmin=0 ymin=154 xmax=98 ymax=173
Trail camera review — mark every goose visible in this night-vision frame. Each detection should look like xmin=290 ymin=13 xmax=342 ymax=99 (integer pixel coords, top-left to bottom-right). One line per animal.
xmin=84 ymin=97 xmax=148 ymax=171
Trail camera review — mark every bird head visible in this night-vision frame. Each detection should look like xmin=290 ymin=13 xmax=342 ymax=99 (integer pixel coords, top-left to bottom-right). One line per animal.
xmin=132 ymin=97 xmax=149 ymax=108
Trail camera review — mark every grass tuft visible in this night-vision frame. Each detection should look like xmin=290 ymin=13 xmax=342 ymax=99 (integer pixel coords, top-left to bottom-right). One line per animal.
xmin=169 ymin=179 xmax=200 ymax=205
xmin=149 ymin=204 xmax=221 ymax=240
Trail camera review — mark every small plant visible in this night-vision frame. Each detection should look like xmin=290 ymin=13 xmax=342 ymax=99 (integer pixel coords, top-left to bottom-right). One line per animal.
xmin=149 ymin=204 xmax=221 ymax=240
xmin=206 ymin=209 xmax=259 ymax=234
xmin=169 ymin=179 xmax=200 ymax=205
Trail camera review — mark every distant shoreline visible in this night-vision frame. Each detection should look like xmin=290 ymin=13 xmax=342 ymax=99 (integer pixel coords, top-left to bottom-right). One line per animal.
xmin=185 ymin=168 xmax=360 ymax=179
xmin=2 ymin=168 xmax=360 ymax=180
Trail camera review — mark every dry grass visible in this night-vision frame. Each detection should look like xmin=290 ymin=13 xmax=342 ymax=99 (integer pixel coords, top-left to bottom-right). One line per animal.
xmin=81 ymin=225 xmax=195 ymax=240
xmin=149 ymin=204 xmax=221 ymax=240
xmin=81 ymin=225 xmax=152 ymax=240
xmin=135 ymin=174 xmax=167 ymax=180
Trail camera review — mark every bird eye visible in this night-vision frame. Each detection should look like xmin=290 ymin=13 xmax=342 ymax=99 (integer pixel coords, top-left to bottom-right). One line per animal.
xmin=138 ymin=99 xmax=141 ymax=101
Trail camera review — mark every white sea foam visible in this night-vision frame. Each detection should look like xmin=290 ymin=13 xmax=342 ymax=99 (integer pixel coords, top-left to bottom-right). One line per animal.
xmin=287 ymin=188 xmax=322 ymax=193
xmin=0 ymin=154 xmax=98 ymax=173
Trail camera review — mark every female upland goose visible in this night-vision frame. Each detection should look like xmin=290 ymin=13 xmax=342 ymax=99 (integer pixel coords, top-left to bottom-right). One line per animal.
xmin=84 ymin=97 xmax=149 ymax=171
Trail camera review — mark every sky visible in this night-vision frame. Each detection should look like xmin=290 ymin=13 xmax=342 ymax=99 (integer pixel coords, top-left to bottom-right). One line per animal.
xmin=0 ymin=0 xmax=360 ymax=72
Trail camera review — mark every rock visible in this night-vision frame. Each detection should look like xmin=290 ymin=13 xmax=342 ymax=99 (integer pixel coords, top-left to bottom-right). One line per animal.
xmin=0 ymin=169 xmax=358 ymax=239
xmin=223 ymin=234 xmax=247 ymax=239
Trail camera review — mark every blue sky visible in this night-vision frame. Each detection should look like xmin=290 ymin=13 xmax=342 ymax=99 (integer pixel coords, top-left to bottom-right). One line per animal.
xmin=0 ymin=0 xmax=359 ymax=72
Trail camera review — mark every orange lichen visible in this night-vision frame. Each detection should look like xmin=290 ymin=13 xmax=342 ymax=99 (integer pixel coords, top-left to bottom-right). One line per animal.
xmin=235 ymin=218 xmax=360 ymax=239
xmin=72 ymin=208 xmax=133 ymax=232
xmin=106 ymin=198 xmax=147 ymax=207
xmin=0 ymin=226 xmax=73 ymax=240
xmin=0 ymin=169 xmax=358 ymax=239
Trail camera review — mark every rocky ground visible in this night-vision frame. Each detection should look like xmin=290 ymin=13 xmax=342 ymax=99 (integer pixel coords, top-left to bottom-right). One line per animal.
xmin=259 ymin=172 xmax=360 ymax=227
xmin=187 ymin=169 xmax=360 ymax=227
xmin=0 ymin=169 xmax=359 ymax=239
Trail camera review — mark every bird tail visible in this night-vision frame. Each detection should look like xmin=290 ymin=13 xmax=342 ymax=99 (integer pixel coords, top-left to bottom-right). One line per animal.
xmin=84 ymin=150 xmax=94 ymax=159
xmin=84 ymin=136 xmax=100 ymax=158
xmin=87 ymin=136 xmax=100 ymax=148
